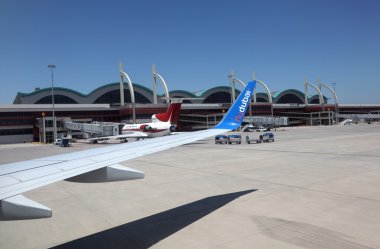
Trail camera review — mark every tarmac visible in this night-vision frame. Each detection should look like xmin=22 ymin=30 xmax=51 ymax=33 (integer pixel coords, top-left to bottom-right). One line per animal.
xmin=0 ymin=124 xmax=380 ymax=249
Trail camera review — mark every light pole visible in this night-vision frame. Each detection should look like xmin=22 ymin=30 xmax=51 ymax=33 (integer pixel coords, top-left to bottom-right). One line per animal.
xmin=48 ymin=64 xmax=57 ymax=143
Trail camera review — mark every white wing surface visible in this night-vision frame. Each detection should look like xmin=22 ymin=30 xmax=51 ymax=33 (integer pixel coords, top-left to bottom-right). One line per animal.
xmin=0 ymin=81 xmax=256 ymax=220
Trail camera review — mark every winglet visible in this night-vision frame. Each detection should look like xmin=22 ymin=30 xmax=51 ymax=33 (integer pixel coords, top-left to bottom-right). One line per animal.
xmin=214 ymin=80 xmax=256 ymax=130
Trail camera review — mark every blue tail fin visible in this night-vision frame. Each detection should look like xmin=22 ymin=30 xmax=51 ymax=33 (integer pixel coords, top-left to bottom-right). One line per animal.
xmin=214 ymin=80 xmax=256 ymax=130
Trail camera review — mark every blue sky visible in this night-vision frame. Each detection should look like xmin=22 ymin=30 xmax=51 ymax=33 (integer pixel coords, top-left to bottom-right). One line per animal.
xmin=1 ymin=0 xmax=379 ymax=104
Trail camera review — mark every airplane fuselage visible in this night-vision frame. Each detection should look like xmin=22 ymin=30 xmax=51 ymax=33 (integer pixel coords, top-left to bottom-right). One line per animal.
xmin=122 ymin=122 xmax=173 ymax=138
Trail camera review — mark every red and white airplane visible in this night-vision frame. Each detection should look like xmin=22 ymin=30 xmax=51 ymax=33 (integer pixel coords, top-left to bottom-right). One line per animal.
xmin=121 ymin=98 xmax=182 ymax=138
xmin=88 ymin=98 xmax=182 ymax=143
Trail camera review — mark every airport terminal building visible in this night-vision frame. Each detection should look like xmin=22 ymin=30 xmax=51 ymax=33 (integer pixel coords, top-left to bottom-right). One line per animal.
xmin=1 ymin=82 xmax=380 ymax=144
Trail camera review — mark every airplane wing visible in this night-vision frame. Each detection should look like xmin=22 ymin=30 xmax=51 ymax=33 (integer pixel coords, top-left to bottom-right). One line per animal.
xmin=0 ymin=81 xmax=256 ymax=220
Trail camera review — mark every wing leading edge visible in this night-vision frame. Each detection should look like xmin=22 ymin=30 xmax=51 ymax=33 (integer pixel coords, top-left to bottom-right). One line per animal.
xmin=0 ymin=81 xmax=256 ymax=220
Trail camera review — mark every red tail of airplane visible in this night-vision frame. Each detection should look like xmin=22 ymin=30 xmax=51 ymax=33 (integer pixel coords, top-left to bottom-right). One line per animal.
xmin=155 ymin=99 xmax=182 ymax=124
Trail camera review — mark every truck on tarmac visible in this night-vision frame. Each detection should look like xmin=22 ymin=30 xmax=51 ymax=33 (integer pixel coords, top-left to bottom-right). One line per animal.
xmin=246 ymin=132 xmax=274 ymax=144
xmin=215 ymin=135 xmax=228 ymax=144
xmin=227 ymin=134 xmax=242 ymax=144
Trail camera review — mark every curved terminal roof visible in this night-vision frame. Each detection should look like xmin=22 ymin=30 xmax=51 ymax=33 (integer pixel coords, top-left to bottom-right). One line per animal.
xmin=14 ymin=83 xmax=328 ymax=105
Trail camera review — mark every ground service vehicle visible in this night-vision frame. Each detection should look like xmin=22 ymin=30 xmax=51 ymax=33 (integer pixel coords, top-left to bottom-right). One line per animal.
xmin=262 ymin=132 xmax=274 ymax=142
xmin=215 ymin=135 xmax=228 ymax=144
xmin=246 ymin=132 xmax=274 ymax=144
xmin=54 ymin=138 xmax=70 ymax=147
xmin=255 ymin=127 xmax=268 ymax=132
xmin=227 ymin=134 xmax=242 ymax=144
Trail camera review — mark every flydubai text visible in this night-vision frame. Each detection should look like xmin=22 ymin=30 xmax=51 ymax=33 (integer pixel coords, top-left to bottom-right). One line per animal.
xmin=234 ymin=90 xmax=251 ymax=122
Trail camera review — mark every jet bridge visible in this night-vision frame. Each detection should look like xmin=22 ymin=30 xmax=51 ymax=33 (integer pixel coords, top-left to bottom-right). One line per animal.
xmin=243 ymin=116 xmax=289 ymax=127
xmin=64 ymin=121 xmax=120 ymax=137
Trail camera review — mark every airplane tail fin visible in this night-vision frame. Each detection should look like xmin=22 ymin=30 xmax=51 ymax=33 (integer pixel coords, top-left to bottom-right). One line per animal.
xmin=214 ymin=80 xmax=256 ymax=130
xmin=155 ymin=99 xmax=182 ymax=124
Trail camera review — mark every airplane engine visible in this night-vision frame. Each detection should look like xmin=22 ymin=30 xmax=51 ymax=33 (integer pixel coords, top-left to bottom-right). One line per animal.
xmin=140 ymin=124 xmax=152 ymax=131
xmin=170 ymin=125 xmax=176 ymax=132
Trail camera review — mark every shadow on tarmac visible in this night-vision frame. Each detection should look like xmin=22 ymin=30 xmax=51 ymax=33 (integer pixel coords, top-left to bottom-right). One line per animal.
xmin=51 ymin=189 xmax=257 ymax=249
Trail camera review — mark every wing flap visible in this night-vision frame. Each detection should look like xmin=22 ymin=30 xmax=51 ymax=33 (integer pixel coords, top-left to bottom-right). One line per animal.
xmin=0 ymin=176 xmax=20 ymax=188
xmin=53 ymin=158 xmax=96 ymax=171
xmin=11 ymin=166 xmax=62 ymax=182
xmin=0 ymin=160 xmax=61 ymax=176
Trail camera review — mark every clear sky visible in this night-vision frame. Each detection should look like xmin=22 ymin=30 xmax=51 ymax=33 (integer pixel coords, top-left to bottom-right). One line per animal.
xmin=1 ymin=0 xmax=379 ymax=104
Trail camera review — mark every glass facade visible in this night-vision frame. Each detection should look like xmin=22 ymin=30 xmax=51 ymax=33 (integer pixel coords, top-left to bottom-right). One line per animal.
xmin=94 ymin=90 xmax=151 ymax=104
xmin=203 ymin=92 xmax=231 ymax=103
xmin=35 ymin=95 xmax=78 ymax=104
xmin=256 ymin=97 xmax=269 ymax=102
xmin=277 ymin=94 xmax=303 ymax=104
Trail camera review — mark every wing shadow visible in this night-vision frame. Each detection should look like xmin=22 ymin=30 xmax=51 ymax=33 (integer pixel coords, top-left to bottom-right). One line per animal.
xmin=51 ymin=189 xmax=257 ymax=249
